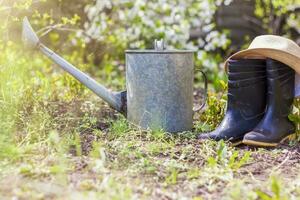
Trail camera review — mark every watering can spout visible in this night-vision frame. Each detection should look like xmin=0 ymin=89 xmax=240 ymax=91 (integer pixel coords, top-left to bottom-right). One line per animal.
xmin=22 ymin=17 xmax=127 ymax=114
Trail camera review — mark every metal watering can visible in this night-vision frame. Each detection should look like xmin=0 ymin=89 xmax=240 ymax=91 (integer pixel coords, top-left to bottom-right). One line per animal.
xmin=22 ymin=17 xmax=207 ymax=133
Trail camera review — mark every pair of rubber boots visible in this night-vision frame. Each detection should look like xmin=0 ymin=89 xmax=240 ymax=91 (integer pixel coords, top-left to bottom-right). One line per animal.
xmin=199 ymin=58 xmax=295 ymax=147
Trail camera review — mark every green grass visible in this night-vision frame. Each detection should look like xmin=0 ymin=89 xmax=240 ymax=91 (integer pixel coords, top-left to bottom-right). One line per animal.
xmin=0 ymin=42 xmax=300 ymax=200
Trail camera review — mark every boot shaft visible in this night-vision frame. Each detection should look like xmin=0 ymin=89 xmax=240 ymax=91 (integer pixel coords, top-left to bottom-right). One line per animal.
xmin=228 ymin=59 xmax=266 ymax=73
xmin=266 ymin=59 xmax=295 ymax=117
xmin=227 ymin=59 xmax=267 ymax=119
xmin=228 ymin=59 xmax=266 ymax=83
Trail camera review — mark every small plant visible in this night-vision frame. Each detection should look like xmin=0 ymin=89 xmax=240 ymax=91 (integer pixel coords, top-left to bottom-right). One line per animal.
xmin=206 ymin=140 xmax=251 ymax=170
xmin=228 ymin=151 xmax=251 ymax=171
xmin=165 ymin=167 xmax=179 ymax=185
xmin=255 ymin=176 xmax=289 ymax=200
xmin=197 ymin=81 xmax=227 ymax=132
xmin=187 ymin=168 xmax=201 ymax=180
xmin=109 ymin=117 xmax=129 ymax=139
xmin=289 ymin=98 xmax=300 ymax=141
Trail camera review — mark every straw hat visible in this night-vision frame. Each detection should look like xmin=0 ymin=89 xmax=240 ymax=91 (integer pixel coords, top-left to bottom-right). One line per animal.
xmin=224 ymin=35 xmax=300 ymax=97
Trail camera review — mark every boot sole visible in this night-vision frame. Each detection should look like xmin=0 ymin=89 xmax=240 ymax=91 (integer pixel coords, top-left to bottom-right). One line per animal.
xmin=242 ymin=133 xmax=297 ymax=147
xmin=231 ymin=140 xmax=243 ymax=147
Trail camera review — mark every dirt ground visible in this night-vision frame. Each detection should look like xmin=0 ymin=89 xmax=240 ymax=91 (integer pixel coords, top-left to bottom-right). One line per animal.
xmin=0 ymin=96 xmax=299 ymax=200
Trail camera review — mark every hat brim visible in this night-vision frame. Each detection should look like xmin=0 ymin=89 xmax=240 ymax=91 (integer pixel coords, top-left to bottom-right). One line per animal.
xmin=224 ymin=48 xmax=300 ymax=75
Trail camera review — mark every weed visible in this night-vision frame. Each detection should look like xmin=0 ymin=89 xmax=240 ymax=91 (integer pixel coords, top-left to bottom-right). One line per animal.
xmin=197 ymin=88 xmax=226 ymax=132
xmin=165 ymin=167 xmax=179 ymax=185
xmin=109 ymin=117 xmax=129 ymax=139
xmin=187 ymin=168 xmax=201 ymax=180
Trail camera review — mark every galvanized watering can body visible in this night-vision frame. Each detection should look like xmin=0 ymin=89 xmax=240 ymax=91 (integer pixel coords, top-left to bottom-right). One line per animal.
xmin=126 ymin=50 xmax=195 ymax=132
xmin=22 ymin=17 xmax=205 ymax=133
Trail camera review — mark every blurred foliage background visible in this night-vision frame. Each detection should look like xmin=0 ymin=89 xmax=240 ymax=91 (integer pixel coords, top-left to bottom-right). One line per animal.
xmin=0 ymin=0 xmax=299 ymax=158
xmin=1 ymin=0 xmax=299 ymax=87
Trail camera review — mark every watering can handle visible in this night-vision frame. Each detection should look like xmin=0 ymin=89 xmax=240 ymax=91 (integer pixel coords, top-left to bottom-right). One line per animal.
xmin=193 ymin=70 xmax=208 ymax=112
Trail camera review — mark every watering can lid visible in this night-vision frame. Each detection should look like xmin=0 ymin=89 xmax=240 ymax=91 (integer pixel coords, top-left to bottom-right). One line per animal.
xmin=126 ymin=39 xmax=196 ymax=54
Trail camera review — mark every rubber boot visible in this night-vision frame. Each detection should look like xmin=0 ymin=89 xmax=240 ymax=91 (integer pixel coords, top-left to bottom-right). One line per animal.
xmin=198 ymin=59 xmax=267 ymax=145
xmin=243 ymin=59 xmax=296 ymax=147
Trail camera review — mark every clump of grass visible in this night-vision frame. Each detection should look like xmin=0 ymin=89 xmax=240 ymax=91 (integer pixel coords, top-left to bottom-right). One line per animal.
xmin=196 ymin=82 xmax=227 ymax=132
xmin=289 ymin=98 xmax=300 ymax=141
xmin=109 ymin=117 xmax=130 ymax=139
xmin=0 ymin=40 xmax=90 ymax=162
